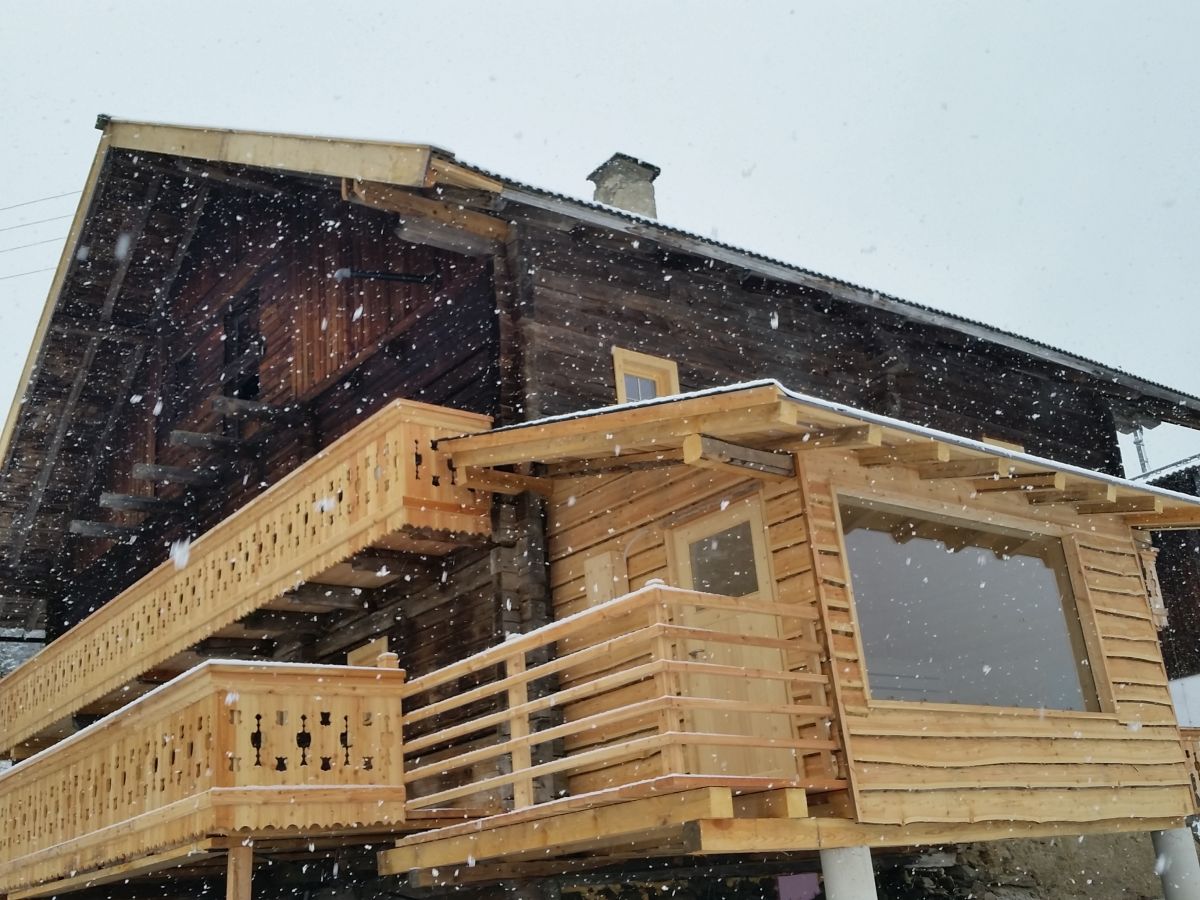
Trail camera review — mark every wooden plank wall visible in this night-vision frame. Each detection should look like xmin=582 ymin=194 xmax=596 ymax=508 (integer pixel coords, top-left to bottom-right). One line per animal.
xmin=546 ymin=464 xmax=843 ymax=797
xmin=795 ymin=449 xmax=1195 ymax=827
xmin=508 ymin=218 xmax=1123 ymax=475
xmin=69 ymin=189 xmax=499 ymax=591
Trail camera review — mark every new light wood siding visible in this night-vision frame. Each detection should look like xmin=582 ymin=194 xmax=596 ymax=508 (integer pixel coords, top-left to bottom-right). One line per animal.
xmin=547 ymin=465 xmax=842 ymax=796
xmin=796 ymin=449 xmax=1195 ymax=827
xmin=551 ymin=447 xmax=1195 ymax=831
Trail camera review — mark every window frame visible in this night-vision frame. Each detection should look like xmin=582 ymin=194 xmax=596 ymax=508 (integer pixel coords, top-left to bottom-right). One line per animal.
xmin=665 ymin=495 xmax=775 ymax=600
xmin=611 ymin=346 xmax=680 ymax=404
xmin=832 ymin=484 xmax=1117 ymax=717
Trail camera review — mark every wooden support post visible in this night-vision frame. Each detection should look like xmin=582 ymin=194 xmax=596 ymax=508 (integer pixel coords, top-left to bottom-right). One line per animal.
xmin=226 ymin=845 xmax=253 ymax=900
xmin=584 ymin=550 xmax=629 ymax=606
xmin=650 ymin=600 xmax=688 ymax=776
xmin=506 ymin=653 xmax=534 ymax=809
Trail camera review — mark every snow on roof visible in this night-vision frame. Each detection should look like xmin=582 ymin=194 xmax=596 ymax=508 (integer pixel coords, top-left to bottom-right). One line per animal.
xmin=447 ymin=378 xmax=1200 ymax=513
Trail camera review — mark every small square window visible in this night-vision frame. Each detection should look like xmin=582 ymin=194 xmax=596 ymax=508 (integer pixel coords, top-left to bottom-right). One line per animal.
xmin=623 ymin=373 xmax=659 ymax=402
xmin=612 ymin=347 xmax=680 ymax=404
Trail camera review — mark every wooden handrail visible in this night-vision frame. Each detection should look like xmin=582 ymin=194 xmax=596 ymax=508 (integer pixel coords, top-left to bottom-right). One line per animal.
xmin=402 ymin=585 xmax=834 ymax=814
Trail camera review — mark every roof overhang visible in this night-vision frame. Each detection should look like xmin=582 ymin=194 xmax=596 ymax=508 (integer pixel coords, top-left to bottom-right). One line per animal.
xmin=438 ymin=380 xmax=1200 ymax=531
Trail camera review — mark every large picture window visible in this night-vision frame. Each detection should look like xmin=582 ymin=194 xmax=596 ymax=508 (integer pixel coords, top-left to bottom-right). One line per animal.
xmin=839 ymin=499 xmax=1099 ymax=712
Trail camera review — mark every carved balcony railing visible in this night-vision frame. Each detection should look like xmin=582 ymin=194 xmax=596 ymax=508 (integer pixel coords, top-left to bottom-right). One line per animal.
xmin=0 ymin=661 xmax=407 ymax=896
xmin=0 ymin=400 xmax=490 ymax=756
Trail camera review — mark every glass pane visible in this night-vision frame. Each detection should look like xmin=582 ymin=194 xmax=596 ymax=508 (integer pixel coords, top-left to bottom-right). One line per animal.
xmin=688 ymin=521 xmax=760 ymax=596
xmin=839 ymin=501 xmax=1098 ymax=711
xmin=624 ymin=373 xmax=657 ymax=402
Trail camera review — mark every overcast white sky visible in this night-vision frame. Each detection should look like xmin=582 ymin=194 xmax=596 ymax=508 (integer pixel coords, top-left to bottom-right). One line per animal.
xmin=1 ymin=1 xmax=1197 ymax=474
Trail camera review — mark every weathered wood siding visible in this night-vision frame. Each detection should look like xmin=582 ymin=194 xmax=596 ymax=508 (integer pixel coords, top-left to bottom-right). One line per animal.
xmin=66 ymin=190 xmax=499 ymax=613
xmin=506 ymin=218 xmax=1122 ymax=474
xmin=796 ymin=449 xmax=1193 ymax=827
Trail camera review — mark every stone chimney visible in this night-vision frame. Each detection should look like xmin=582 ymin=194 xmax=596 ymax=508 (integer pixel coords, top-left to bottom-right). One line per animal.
xmin=587 ymin=153 xmax=660 ymax=218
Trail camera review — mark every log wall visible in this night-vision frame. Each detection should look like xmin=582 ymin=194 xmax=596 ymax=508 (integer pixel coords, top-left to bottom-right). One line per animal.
xmin=506 ymin=218 xmax=1123 ymax=474
xmin=65 ymin=189 xmax=499 ymax=618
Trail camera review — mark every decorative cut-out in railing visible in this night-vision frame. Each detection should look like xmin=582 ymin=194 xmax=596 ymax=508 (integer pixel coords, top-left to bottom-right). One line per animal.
xmin=0 ymin=661 xmax=407 ymax=896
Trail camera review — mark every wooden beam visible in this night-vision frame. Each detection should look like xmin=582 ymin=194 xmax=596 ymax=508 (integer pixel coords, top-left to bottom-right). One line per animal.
xmin=731 ymin=787 xmax=809 ymax=819
xmin=1127 ymin=507 xmax=1200 ymax=530
xmin=1076 ymin=496 xmax=1165 ymax=516
xmin=972 ymin=472 xmax=1066 ymax=493
xmin=460 ymin=466 xmax=554 ymax=497
xmin=918 ymin=458 xmax=1009 ymax=480
xmin=792 ymin=424 xmax=882 ymax=451
xmin=380 ymin=787 xmax=734 ymax=873
xmin=8 ymin=842 xmax=216 ymax=900
xmin=855 ymin=442 xmax=951 ymax=467
xmin=1026 ymin=485 xmax=1118 ymax=506
xmin=99 ymin=492 xmax=180 ymax=513
xmin=169 ymin=430 xmax=246 ymax=453
xmin=272 ymin=583 xmax=367 ymax=611
xmin=682 ymin=433 xmax=796 ymax=481
xmin=132 ymin=463 xmax=221 ymax=485
xmin=69 ymin=520 xmax=139 ymax=540
xmin=343 ymin=178 xmax=509 ymax=241
xmin=212 ymin=395 xmax=303 ymax=424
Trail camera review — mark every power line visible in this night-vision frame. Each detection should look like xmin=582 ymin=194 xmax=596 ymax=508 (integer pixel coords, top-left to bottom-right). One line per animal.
xmin=0 ymin=267 xmax=55 ymax=282
xmin=0 ymin=236 xmax=64 ymax=254
xmin=0 ymin=215 xmax=71 ymax=234
xmin=0 ymin=191 xmax=79 ymax=214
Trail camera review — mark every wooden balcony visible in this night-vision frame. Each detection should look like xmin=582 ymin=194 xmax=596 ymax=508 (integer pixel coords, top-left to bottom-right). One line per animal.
xmin=0 ymin=661 xmax=411 ymax=897
xmin=0 ymin=400 xmax=490 ymax=758
xmin=384 ymin=584 xmax=844 ymax=875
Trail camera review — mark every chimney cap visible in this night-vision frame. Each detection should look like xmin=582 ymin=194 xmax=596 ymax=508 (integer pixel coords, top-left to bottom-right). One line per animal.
xmin=587 ymin=152 xmax=661 ymax=185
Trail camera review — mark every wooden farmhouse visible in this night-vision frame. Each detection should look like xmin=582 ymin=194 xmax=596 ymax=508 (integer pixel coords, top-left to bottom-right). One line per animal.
xmin=2 ymin=117 xmax=1200 ymax=899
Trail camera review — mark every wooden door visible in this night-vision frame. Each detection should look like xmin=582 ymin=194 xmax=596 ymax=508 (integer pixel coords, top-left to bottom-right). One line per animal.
xmin=668 ymin=497 xmax=797 ymax=778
